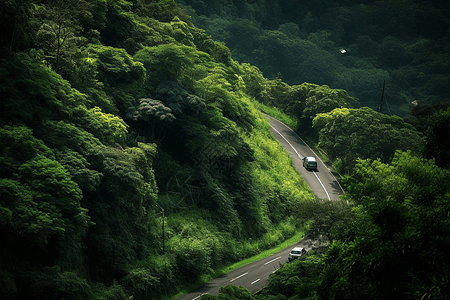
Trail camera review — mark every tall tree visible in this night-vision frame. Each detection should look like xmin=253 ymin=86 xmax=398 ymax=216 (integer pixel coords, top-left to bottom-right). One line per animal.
xmin=312 ymin=107 xmax=423 ymax=173
xmin=320 ymin=151 xmax=450 ymax=299
xmin=0 ymin=0 xmax=35 ymax=51
xmin=424 ymin=108 xmax=450 ymax=169
xmin=36 ymin=0 xmax=92 ymax=72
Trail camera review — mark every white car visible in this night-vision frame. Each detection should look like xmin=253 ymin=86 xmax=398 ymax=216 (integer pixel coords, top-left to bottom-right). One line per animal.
xmin=288 ymin=247 xmax=307 ymax=262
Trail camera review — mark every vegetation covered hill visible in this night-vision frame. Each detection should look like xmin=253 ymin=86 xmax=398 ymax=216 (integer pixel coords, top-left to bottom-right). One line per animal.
xmin=1 ymin=1 xmax=449 ymax=300
xmin=0 ymin=1 xmax=317 ymax=299
xmin=178 ymin=0 xmax=450 ymax=117
xmin=205 ymin=150 xmax=450 ymax=300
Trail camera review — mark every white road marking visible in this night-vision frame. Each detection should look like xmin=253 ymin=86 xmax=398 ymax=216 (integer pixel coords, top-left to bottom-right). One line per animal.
xmin=313 ymin=170 xmax=331 ymax=200
xmin=192 ymin=295 xmax=202 ymax=300
xmin=270 ymin=124 xmax=331 ymax=200
xmin=269 ymin=116 xmax=345 ymax=195
xmin=264 ymin=256 xmax=281 ymax=265
xmin=270 ymin=125 xmax=303 ymax=159
xmin=251 ymin=278 xmax=261 ymax=285
xmin=230 ymin=272 xmax=248 ymax=282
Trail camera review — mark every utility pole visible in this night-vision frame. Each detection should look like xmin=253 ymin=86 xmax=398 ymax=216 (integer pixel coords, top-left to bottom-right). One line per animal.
xmin=379 ymin=79 xmax=385 ymax=113
xmin=155 ymin=203 xmax=165 ymax=254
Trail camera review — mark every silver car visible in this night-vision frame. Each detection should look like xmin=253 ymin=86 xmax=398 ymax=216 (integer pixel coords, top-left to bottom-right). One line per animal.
xmin=303 ymin=156 xmax=317 ymax=170
xmin=288 ymin=247 xmax=307 ymax=262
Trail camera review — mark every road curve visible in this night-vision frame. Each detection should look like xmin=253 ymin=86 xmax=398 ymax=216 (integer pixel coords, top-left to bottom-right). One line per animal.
xmin=267 ymin=115 xmax=344 ymax=201
xmin=173 ymin=238 xmax=322 ymax=300
xmin=173 ymin=116 xmax=344 ymax=300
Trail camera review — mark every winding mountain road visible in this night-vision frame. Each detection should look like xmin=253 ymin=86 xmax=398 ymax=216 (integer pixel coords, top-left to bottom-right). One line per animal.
xmin=267 ymin=115 xmax=344 ymax=201
xmin=173 ymin=116 xmax=344 ymax=300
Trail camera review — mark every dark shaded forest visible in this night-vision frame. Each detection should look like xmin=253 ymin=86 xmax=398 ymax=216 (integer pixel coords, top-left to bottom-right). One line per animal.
xmin=178 ymin=0 xmax=450 ymax=117
xmin=1 ymin=0 xmax=449 ymax=300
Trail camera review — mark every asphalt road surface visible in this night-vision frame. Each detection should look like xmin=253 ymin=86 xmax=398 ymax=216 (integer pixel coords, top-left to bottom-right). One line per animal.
xmin=267 ymin=115 xmax=344 ymax=201
xmin=173 ymin=238 xmax=323 ymax=300
xmin=173 ymin=116 xmax=344 ymax=300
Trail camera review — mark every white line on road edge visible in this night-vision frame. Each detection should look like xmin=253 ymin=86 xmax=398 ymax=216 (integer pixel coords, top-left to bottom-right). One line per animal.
xmin=192 ymin=295 xmax=202 ymax=300
xmin=270 ymin=125 xmax=303 ymax=159
xmin=270 ymin=124 xmax=331 ymax=200
xmin=230 ymin=272 xmax=248 ymax=282
xmin=313 ymin=170 xmax=331 ymax=200
xmin=268 ymin=116 xmax=345 ymax=195
xmin=251 ymin=278 xmax=261 ymax=285
xmin=264 ymin=256 xmax=281 ymax=265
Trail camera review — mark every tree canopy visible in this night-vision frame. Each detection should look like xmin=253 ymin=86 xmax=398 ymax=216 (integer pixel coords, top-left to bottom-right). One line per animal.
xmin=210 ymin=151 xmax=450 ymax=300
xmin=181 ymin=0 xmax=450 ymax=118
xmin=312 ymin=107 xmax=424 ymax=173
xmin=0 ymin=1 xmax=316 ymax=299
xmin=1 ymin=1 xmax=448 ymax=299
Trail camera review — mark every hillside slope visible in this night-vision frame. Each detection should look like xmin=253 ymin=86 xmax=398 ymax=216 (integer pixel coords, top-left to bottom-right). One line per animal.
xmin=178 ymin=0 xmax=450 ymax=117
xmin=0 ymin=1 xmax=317 ymax=299
xmin=2 ymin=1 xmax=444 ymax=300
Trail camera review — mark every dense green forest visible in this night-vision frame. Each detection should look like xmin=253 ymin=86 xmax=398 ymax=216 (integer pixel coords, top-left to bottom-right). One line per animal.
xmin=178 ymin=0 xmax=450 ymax=118
xmin=1 ymin=0 xmax=449 ymax=300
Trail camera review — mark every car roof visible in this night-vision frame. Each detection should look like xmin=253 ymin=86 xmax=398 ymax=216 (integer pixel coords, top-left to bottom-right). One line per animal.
xmin=291 ymin=247 xmax=304 ymax=251
xmin=305 ymin=156 xmax=316 ymax=161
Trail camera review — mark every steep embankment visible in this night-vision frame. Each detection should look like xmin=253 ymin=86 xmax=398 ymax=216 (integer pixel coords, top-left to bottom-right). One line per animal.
xmin=1 ymin=2 xmax=433 ymax=300
xmin=0 ymin=1 xmax=315 ymax=299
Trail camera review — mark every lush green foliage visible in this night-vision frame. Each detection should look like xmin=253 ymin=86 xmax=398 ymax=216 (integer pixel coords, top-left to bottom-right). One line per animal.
xmin=423 ymin=108 xmax=450 ymax=169
xmin=208 ymin=152 xmax=450 ymax=300
xmin=313 ymin=107 xmax=424 ymax=173
xmin=250 ymin=79 xmax=358 ymax=134
xmin=294 ymin=199 xmax=355 ymax=242
xmin=319 ymin=151 xmax=450 ymax=299
xmin=259 ymin=255 xmax=324 ymax=300
xmin=180 ymin=0 xmax=450 ymax=117
xmin=0 ymin=1 xmax=316 ymax=299
xmin=1 ymin=1 xmax=448 ymax=300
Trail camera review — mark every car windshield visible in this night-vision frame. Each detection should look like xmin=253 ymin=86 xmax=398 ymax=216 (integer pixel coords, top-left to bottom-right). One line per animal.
xmin=291 ymin=251 xmax=302 ymax=254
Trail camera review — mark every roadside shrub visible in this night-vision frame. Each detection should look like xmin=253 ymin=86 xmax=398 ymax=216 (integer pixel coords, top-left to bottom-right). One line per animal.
xmin=171 ymin=237 xmax=213 ymax=277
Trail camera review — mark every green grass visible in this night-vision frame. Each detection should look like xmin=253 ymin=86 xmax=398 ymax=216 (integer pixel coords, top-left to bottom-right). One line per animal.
xmin=251 ymin=100 xmax=298 ymax=130
xmin=217 ymin=230 xmax=305 ymax=274
xmin=254 ymin=100 xmax=346 ymax=183
xmin=166 ymin=102 xmax=312 ymax=300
